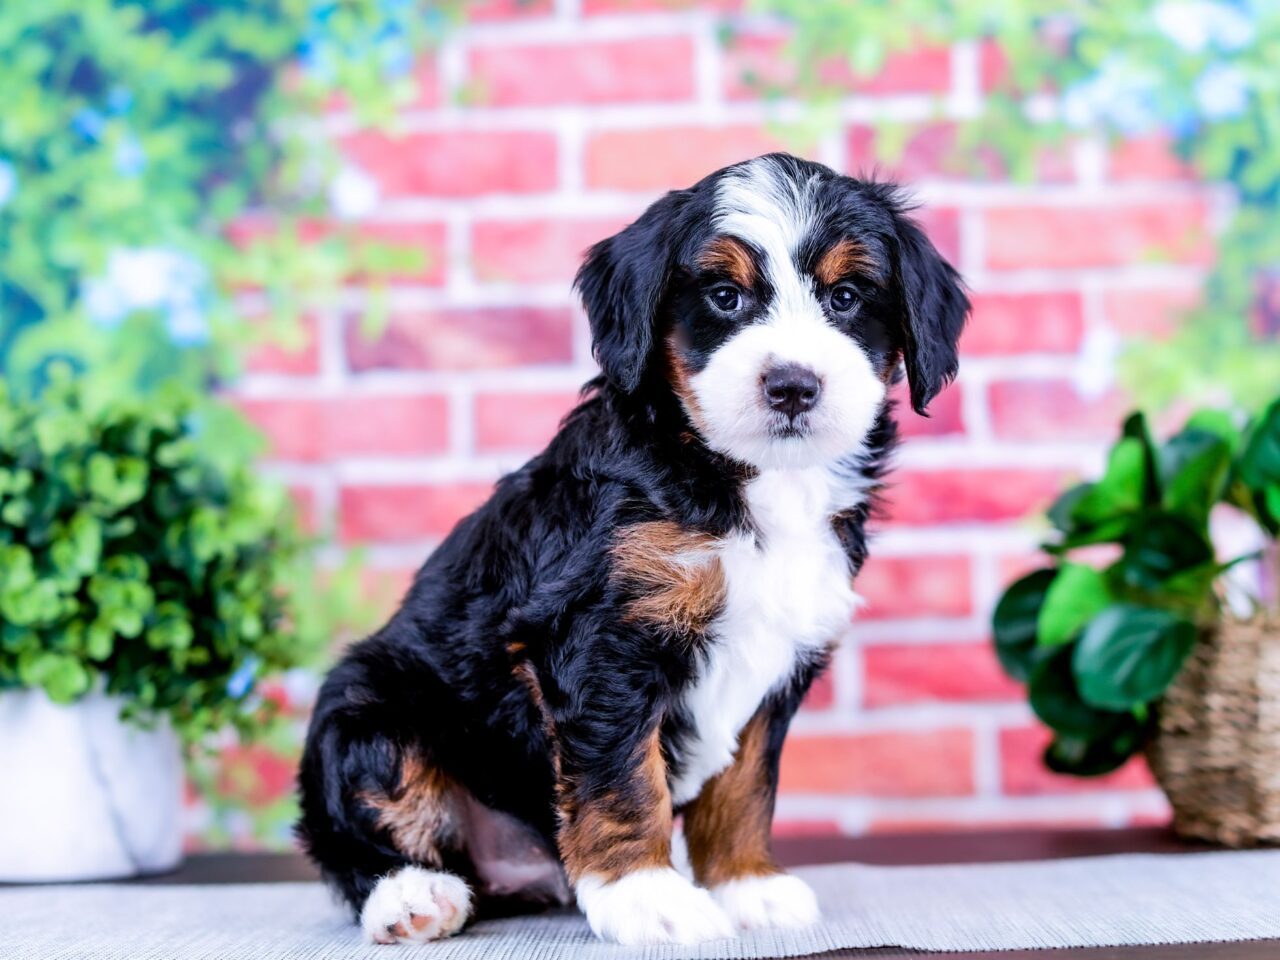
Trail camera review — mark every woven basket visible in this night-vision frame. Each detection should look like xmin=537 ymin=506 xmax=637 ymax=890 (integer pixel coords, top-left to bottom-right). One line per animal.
xmin=1147 ymin=611 xmax=1280 ymax=847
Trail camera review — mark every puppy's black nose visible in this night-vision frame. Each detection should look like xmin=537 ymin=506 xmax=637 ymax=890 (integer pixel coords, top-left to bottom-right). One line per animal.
xmin=762 ymin=364 xmax=822 ymax=418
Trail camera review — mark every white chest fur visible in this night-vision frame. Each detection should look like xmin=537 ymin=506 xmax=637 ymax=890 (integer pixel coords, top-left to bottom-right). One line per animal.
xmin=670 ymin=467 xmax=863 ymax=805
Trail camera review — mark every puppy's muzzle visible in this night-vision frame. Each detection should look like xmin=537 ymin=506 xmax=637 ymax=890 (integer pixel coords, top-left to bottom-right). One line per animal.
xmin=762 ymin=363 xmax=822 ymax=419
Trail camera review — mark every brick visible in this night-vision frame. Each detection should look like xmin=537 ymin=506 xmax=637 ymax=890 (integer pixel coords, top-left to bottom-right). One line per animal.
xmin=912 ymin=206 xmax=961 ymax=266
xmin=236 ymin=394 xmax=449 ymax=462
xmin=779 ymin=729 xmax=974 ymax=796
xmin=468 ymin=37 xmax=695 ymax=107
xmin=978 ymin=40 xmax=1009 ymax=92
xmin=360 ymin=567 xmax=416 ymax=608
xmin=354 ymin=222 xmax=449 ymax=286
xmin=288 ymin=484 xmax=319 ymax=536
xmin=245 ymin=315 xmax=321 ymax=376
xmin=848 ymin=123 xmax=1073 ymax=184
xmin=963 ymin=292 xmax=1084 ymax=355
xmin=863 ymin=641 xmax=1021 ymax=708
xmin=215 ymin=745 xmax=298 ymax=806
xmin=884 ymin=469 xmax=1066 ymax=525
xmin=339 ymin=482 xmax=495 ymax=543
xmin=1102 ymin=287 xmax=1199 ymax=339
xmin=723 ymin=33 xmax=951 ymax=100
xmin=475 ymin=390 xmax=580 ymax=453
xmin=227 ymin=218 xmax=447 ymax=287
xmin=984 ymin=200 xmax=1213 ymax=270
xmin=999 ymin=726 xmax=1157 ymax=795
xmin=1109 ymin=135 xmax=1195 ymax=182
xmin=586 ymin=126 xmax=793 ymax=191
xmin=892 ymin=380 xmax=964 ymax=438
xmin=346 ymin=308 xmax=575 ymax=372
xmin=466 ymin=0 xmax=553 ymax=20
xmin=771 ymin=818 xmax=842 ymax=838
xmin=856 ymin=554 xmax=973 ymax=620
xmin=988 ymin=379 xmax=1128 ymax=441
xmin=802 ymin=671 xmax=834 ymax=711
xmin=341 ymin=130 xmax=557 ymax=197
xmin=472 ymin=217 xmax=632 ymax=284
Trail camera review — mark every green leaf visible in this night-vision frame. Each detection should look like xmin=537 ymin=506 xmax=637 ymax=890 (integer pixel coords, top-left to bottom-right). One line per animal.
xmin=1121 ymin=411 xmax=1160 ymax=504
xmin=18 ymin=651 xmax=91 ymax=704
xmin=1184 ymin=408 xmax=1241 ymax=452
xmin=1117 ymin=512 xmax=1215 ymax=591
xmin=1029 ymin=646 xmax=1130 ymax=738
xmin=1072 ymin=437 xmax=1148 ymax=528
xmin=1043 ymin=723 xmax=1147 ymax=778
xmin=1072 ymin=605 xmax=1198 ymax=711
xmin=1037 ymin=563 xmax=1112 ymax=647
xmin=1159 ymin=428 xmax=1230 ymax=526
xmin=1047 ymin=483 xmax=1092 ymax=534
xmin=1239 ymin=398 xmax=1280 ymax=490
xmin=992 ymin=569 xmax=1056 ymax=681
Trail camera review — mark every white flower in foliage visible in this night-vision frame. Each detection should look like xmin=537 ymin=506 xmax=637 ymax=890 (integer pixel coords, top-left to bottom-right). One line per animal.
xmin=82 ymin=247 xmax=210 ymax=345
xmin=1195 ymin=63 xmax=1250 ymax=119
xmin=328 ymin=163 xmax=380 ymax=220
xmin=0 ymin=160 xmax=15 ymax=209
xmin=1154 ymin=1 xmax=1254 ymax=53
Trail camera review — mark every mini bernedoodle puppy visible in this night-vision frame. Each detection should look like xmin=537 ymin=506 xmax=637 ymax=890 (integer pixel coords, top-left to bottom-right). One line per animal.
xmin=297 ymin=153 xmax=970 ymax=946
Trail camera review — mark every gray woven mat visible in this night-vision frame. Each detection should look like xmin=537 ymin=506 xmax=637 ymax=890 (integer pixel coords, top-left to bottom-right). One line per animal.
xmin=3 ymin=850 xmax=1280 ymax=959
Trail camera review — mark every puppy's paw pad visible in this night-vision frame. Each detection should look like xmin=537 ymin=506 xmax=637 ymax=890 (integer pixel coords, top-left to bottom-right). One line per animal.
xmin=713 ymin=873 xmax=820 ymax=931
xmin=577 ymin=867 xmax=736 ymax=945
xmin=361 ymin=867 xmax=473 ymax=943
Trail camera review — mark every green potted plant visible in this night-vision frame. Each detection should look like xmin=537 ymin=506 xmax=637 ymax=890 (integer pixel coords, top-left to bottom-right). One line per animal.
xmin=993 ymin=397 xmax=1280 ymax=843
xmin=0 ymin=372 xmax=320 ymax=880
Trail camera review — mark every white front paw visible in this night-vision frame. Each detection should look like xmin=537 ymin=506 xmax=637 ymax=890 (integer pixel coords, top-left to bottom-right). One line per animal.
xmin=576 ymin=867 xmax=737 ymax=945
xmin=360 ymin=867 xmax=473 ymax=944
xmin=712 ymin=873 xmax=820 ymax=931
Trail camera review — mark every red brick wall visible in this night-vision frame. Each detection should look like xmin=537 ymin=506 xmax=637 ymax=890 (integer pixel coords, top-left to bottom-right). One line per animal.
xmin=233 ymin=0 xmax=1222 ymax=835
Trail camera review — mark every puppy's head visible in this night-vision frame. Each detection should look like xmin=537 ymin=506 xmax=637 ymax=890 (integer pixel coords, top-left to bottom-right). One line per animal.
xmin=576 ymin=153 xmax=969 ymax=470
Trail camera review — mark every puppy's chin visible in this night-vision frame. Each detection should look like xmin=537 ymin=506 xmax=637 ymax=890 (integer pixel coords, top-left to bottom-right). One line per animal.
xmin=693 ymin=416 xmax=879 ymax=471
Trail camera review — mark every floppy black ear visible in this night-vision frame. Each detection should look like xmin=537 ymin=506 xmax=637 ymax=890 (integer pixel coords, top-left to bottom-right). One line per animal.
xmin=575 ymin=191 xmax=688 ymax=392
xmin=892 ymin=216 xmax=970 ymax=415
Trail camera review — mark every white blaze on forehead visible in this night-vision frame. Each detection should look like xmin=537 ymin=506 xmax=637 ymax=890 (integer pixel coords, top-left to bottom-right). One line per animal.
xmin=714 ymin=156 xmax=821 ymax=270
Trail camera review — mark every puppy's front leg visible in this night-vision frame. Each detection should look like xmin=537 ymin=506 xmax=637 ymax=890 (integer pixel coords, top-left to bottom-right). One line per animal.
xmin=683 ymin=708 xmax=820 ymax=932
xmin=558 ymin=726 xmax=734 ymax=945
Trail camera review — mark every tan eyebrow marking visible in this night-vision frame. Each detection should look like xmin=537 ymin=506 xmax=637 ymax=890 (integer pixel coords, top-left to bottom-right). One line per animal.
xmin=696 ymin=236 xmax=757 ymax=288
xmin=814 ymin=238 xmax=880 ymax=286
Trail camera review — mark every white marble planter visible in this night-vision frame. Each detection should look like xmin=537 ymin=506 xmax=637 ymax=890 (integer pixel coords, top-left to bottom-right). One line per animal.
xmin=0 ymin=688 xmax=183 ymax=881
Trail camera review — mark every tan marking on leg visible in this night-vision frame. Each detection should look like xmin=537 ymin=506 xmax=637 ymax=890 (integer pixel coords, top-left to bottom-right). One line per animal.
xmin=683 ymin=710 xmax=779 ymax=887
xmin=696 ymin=236 xmax=757 ymax=288
xmin=813 ymin=238 xmax=880 ymax=287
xmin=360 ymin=754 xmax=457 ymax=867
xmin=611 ymin=520 xmax=726 ymax=636
xmin=557 ymin=729 xmax=672 ymax=883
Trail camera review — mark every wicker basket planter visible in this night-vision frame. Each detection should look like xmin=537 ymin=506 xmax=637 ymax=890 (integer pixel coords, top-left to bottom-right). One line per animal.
xmin=1147 ymin=612 xmax=1280 ymax=847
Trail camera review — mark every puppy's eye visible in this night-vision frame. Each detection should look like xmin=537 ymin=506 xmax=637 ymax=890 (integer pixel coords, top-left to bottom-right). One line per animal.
xmin=830 ymin=285 xmax=858 ymax=315
xmin=708 ymin=284 xmax=742 ymax=313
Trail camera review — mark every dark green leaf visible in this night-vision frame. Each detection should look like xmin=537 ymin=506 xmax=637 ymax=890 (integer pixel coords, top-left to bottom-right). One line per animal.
xmin=1240 ymin=398 xmax=1280 ymax=490
xmin=1043 ymin=721 xmax=1148 ymax=777
xmin=1029 ymin=647 xmax=1130 ymax=738
xmin=992 ymin=569 xmax=1056 ymax=681
xmin=1072 ymin=605 xmax=1198 ymax=710
xmin=1047 ymin=483 xmax=1092 ymax=534
xmin=1159 ymin=428 xmax=1230 ymax=526
xmin=1116 ymin=512 xmax=1215 ymax=591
